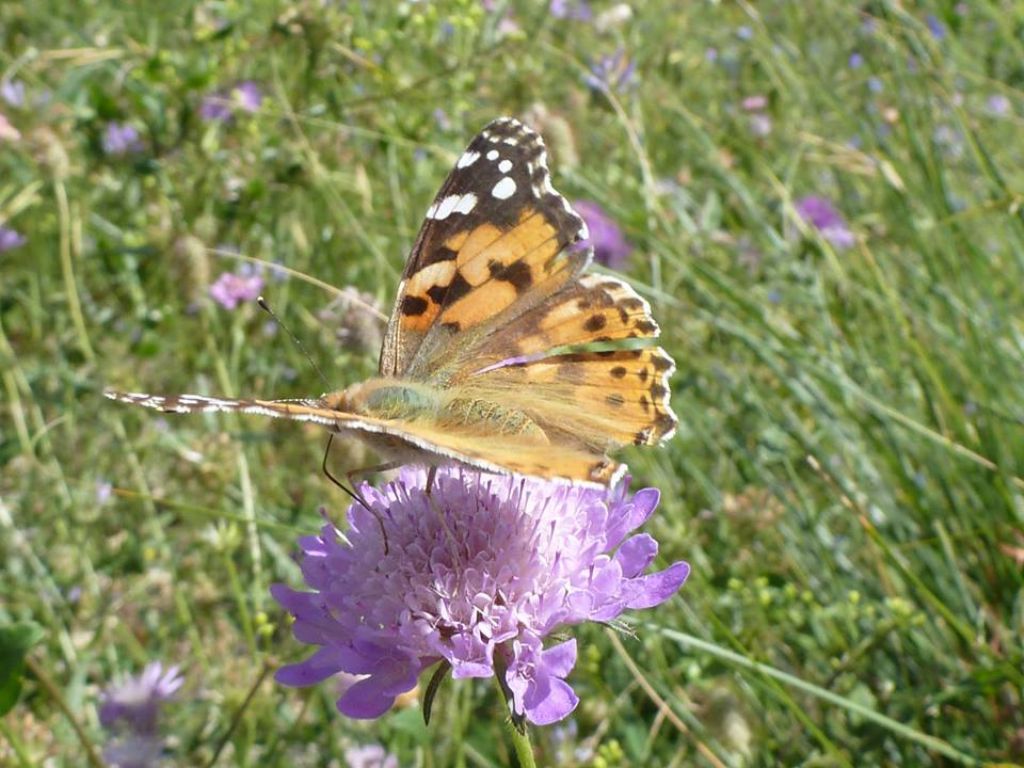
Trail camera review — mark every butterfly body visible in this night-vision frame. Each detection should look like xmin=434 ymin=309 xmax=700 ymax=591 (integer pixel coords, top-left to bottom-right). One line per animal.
xmin=107 ymin=117 xmax=677 ymax=486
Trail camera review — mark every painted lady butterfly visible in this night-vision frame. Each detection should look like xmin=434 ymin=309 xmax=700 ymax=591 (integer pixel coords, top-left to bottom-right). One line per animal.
xmin=107 ymin=118 xmax=676 ymax=485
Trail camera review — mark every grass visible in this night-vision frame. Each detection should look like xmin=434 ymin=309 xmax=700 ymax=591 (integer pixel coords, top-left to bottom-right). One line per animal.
xmin=2 ymin=0 xmax=1023 ymax=765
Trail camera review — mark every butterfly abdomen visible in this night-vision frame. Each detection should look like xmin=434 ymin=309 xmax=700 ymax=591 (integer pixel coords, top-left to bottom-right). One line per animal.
xmin=342 ymin=379 xmax=441 ymax=421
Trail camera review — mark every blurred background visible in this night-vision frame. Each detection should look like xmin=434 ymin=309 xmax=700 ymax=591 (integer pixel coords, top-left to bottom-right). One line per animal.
xmin=2 ymin=1 xmax=1022 ymax=765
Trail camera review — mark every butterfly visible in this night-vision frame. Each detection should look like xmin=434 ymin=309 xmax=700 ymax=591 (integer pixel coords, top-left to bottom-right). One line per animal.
xmin=106 ymin=117 xmax=677 ymax=486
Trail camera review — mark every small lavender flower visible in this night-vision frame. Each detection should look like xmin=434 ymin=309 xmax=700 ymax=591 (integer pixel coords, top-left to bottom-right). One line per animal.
xmin=741 ymin=94 xmax=767 ymax=112
xmin=199 ymin=81 xmax=263 ymax=122
xmin=574 ymin=200 xmax=633 ymax=269
xmin=209 ymin=267 xmax=264 ymax=309
xmin=100 ymin=662 xmax=183 ymax=734
xmin=273 ymin=468 xmax=689 ymax=726
xmin=1 ymin=79 xmax=25 ymax=108
xmin=344 ymin=744 xmax=399 ymax=768
xmin=584 ymin=49 xmax=636 ymax=93
xmin=102 ymin=122 xmax=143 ymax=156
xmin=867 ymin=76 xmax=884 ymax=93
xmin=747 ymin=113 xmax=772 ymax=138
xmin=986 ymin=94 xmax=1011 ymax=117
xmin=848 ymin=52 xmax=864 ymax=69
xmin=794 ymin=195 xmax=855 ymax=250
xmin=549 ymin=0 xmax=592 ymax=21
xmin=736 ymin=25 xmax=753 ymax=41
xmin=925 ymin=14 xmax=946 ymax=40
xmin=0 ymin=226 xmax=26 ymax=252
xmin=234 ymin=81 xmax=263 ymax=113
xmin=96 ymin=480 xmax=113 ymax=506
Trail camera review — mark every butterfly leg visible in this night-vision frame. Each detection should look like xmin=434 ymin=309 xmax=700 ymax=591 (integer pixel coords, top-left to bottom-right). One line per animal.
xmin=321 ymin=435 xmax=397 ymax=553
xmin=426 ymin=464 xmax=437 ymax=496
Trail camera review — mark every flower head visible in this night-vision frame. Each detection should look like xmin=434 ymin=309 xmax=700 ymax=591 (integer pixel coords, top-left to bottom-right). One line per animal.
xmin=793 ymin=195 xmax=855 ymax=250
xmin=209 ymin=266 xmax=264 ymax=309
xmin=199 ymin=81 xmax=263 ymax=123
xmin=574 ymin=200 xmax=633 ymax=269
xmin=0 ymin=226 xmax=26 ymax=252
xmin=273 ymin=468 xmax=689 ymax=726
xmin=102 ymin=122 xmax=143 ymax=156
xmin=344 ymin=744 xmax=399 ymax=768
xmin=1 ymin=79 xmax=25 ymax=108
xmin=584 ymin=49 xmax=636 ymax=93
xmin=102 ymin=733 xmax=163 ymax=768
xmin=100 ymin=662 xmax=183 ymax=734
xmin=549 ymin=0 xmax=592 ymax=21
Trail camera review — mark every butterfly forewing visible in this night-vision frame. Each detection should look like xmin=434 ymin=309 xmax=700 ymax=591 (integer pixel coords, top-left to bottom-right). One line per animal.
xmin=379 ymin=118 xmax=590 ymax=381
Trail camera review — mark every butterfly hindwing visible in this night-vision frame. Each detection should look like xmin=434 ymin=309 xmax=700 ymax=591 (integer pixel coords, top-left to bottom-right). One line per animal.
xmin=380 ymin=117 xmax=590 ymax=382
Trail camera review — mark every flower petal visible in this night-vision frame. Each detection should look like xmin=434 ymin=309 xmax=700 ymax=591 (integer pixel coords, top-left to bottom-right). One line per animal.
xmin=626 ymin=561 xmax=691 ymax=609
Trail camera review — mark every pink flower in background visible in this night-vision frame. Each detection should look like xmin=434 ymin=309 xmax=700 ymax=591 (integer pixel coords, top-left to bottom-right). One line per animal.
xmin=0 ymin=226 xmax=26 ymax=252
xmin=209 ymin=266 xmax=264 ymax=309
xmin=102 ymin=122 xmax=143 ymax=155
xmin=200 ymin=81 xmax=263 ymax=122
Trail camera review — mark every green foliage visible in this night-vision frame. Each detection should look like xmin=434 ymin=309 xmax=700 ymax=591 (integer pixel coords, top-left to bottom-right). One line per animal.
xmin=2 ymin=0 xmax=1022 ymax=765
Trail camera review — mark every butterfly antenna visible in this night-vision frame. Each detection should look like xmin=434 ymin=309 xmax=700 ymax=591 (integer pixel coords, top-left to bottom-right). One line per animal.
xmin=257 ymin=295 xmax=330 ymax=391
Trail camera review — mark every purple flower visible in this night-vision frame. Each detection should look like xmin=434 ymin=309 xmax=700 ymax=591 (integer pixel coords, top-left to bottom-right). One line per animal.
xmin=199 ymin=81 xmax=263 ymax=122
xmin=234 ymin=80 xmax=263 ymax=113
xmin=987 ymin=94 xmax=1011 ymax=117
xmin=747 ymin=114 xmax=772 ymax=138
xmin=867 ymin=76 xmax=884 ymax=93
xmin=741 ymin=94 xmax=767 ymax=112
xmin=0 ymin=226 xmax=26 ymax=252
xmin=584 ymin=49 xmax=636 ymax=94
xmin=100 ymin=662 xmax=183 ymax=734
xmin=102 ymin=122 xmax=143 ymax=155
xmin=209 ymin=268 xmax=264 ymax=309
xmin=736 ymin=25 xmax=753 ymax=41
xmin=272 ymin=468 xmax=689 ymax=726
xmin=926 ymin=14 xmax=946 ymax=40
xmin=549 ymin=0 xmax=592 ymax=21
xmin=1 ymin=79 xmax=25 ymax=108
xmin=574 ymin=200 xmax=633 ymax=269
xmin=794 ymin=195 xmax=855 ymax=250
xmin=344 ymin=744 xmax=399 ymax=768
xmin=848 ymin=52 xmax=864 ymax=69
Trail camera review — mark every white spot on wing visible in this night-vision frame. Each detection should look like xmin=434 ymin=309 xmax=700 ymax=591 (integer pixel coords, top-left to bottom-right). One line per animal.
xmin=453 ymin=192 xmax=477 ymax=214
xmin=457 ymin=150 xmax=480 ymax=168
xmin=486 ymin=149 xmax=499 ymax=161
xmin=434 ymin=194 xmax=460 ymax=220
xmin=498 ymin=159 xmax=512 ymax=173
xmin=492 ymin=176 xmax=517 ymax=200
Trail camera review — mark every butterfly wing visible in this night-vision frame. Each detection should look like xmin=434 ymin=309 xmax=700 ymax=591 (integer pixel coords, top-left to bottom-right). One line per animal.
xmin=104 ymin=390 xmax=620 ymax=486
xmin=379 ymin=117 xmax=590 ymax=382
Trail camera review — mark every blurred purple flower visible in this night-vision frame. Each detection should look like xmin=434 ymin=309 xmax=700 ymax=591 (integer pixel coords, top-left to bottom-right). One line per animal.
xmin=747 ymin=114 xmax=772 ymax=138
xmin=199 ymin=81 xmax=263 ymax=122
xmin=549 ymin=0 xmax=592 ymax=21
xmin=100 ymin=662 xmax=183 ymax=734
xmin=0 ymin=226 xmax=26 ymax=252
xmin=794 ymin=195 xmax=855 ymax=250
xmin=209 ymin=268 xmax=264 ymax=309
xmin=848 ymin=52 xmax=864 ymax=69
xmin=868 ymin=76 xmax=884 ymax=93
xmin=705 ymin=47 xmax=719 ymax=63
xmin=102 ymin=734 xmax=163 ymax=768
xmin=574 ymin=200 xmax=633 ymax=269
xmin=345 ymin=744 xmax=399 ymax=768
xmin=584 ymin=49 xmax=636 ymax=93
xmin=96 ymin=480 xmax=113 ymax=506
xmin=272 ymin=468 xmax=689 ymax=726
xmin=926 ymin=14 xmax=946 ymax=40
xmin=1 ymin=79 xmax=25 ymax=108
xmin=102 ymin=122 xmax=143 ymax=156
xmin=234 ymin=81 xmax=263 ymax=113
xmin=986 ymin=94 xmax=1011 ymax=117
xmin=736 ymin=25 xmax=753 ymax=40
xmin=741 ymin=94 xmax=767 ymax=111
